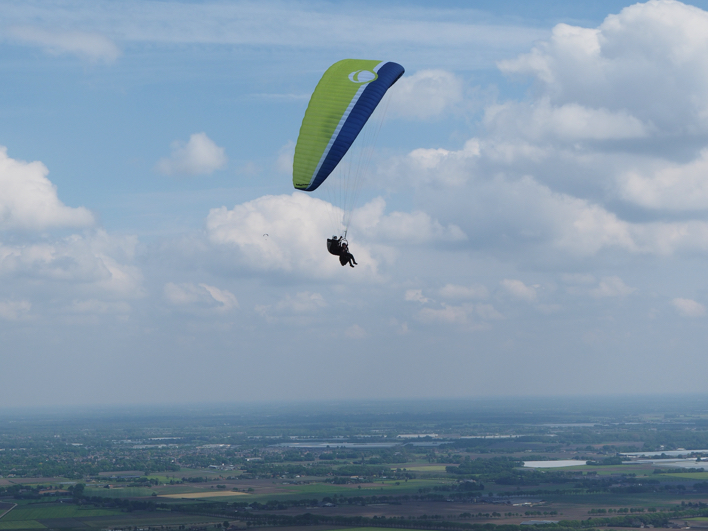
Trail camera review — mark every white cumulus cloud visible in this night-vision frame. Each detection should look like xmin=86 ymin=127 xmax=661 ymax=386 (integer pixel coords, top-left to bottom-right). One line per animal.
xmin=498 ymin=1 xmax=708 ymax=137
xmin=672 ymin=297 xmax=706 ymax=317
xmin=476 ymin=304 xmax=504 ymax=320
xmin=590 ymin=276 xmax=636 ymax=298
xmin=205 ymin=193 xmax=464 ymax=278
xmin=390 ymin=138 xmax=481 ymax=188
xmin=404 ymin=289 xmax=428 ymax=303
xmin=206 ymin=193 xmax=376 ymax=277
xmin=156 ymin=132 xmax=227 ymax=176
xmin=485 ymin=99 xmax=649 ymax=142
xmin=353 ymin=197 xmax=466 ymax=244
xmin=500 ymin=279 xmax=537 ymax=301
xmin=275 ymin=292 xmax=326 ymax=313
xmin=387 ymin=70 xmax=464 ymax=120
xmin=620 ymin=149 xmax=708 ymax=210
xmin=0 ymin=147 xmax=94 ymax=231
xmin=0 ymin=230 xmax=142 ymax=298
xmin=417 ymin=303 xmax=497 ymax=328
xmin=164 ymin=282 xmax=237 ymax=311
xmin=0 ymin=299 xmax=31 ymax=321
xmin=394 ymin=139 xmax=708 ymax=258
xmin=418 ymin=303 xmax=471 ymax=324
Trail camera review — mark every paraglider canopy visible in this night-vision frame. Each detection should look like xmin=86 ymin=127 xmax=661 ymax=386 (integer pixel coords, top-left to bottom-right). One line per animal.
xmin=293 ymin=59 xmax=405 ymax=192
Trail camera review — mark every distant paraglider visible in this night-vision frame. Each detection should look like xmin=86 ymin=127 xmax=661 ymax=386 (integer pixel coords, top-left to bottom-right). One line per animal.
xmin=293 ymin=59 xmax=404 ymax=266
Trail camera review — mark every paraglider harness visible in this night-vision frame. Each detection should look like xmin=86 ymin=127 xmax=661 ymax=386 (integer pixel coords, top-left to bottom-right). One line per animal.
xmin=327 ymin=234 xmax=357 ymax=267
xmin=327 ymin=235 xmax=347 ymax=256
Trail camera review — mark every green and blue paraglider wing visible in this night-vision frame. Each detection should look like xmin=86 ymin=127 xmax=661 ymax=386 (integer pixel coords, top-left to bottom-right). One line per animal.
xmin=293 ymin=59 xmax=405 ymax=192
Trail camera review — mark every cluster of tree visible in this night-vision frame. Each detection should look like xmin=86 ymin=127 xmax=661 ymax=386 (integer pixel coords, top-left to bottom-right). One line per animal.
xmin=124 ymin=477 xmax=160 ymax=487
xmin=250 ymin=450 xmax=315 ymax=462
xmin=459 ymin=512 xmax=518 ymax=519
xmin=367 ymin=450 xmax=409 ymax=464
xmin=588 ymin=507 xmax=659 ymax=515
xmin=0 ymin=451 xmax=180 ymax=478
xmin=232 ymin=511 xmax=591 ymax=531
xmin=444 ymin=436 xmax=558 ymax=451
xmin=654 ymin=467 xmax=705 ymax=474
xmin=0 ymin=484 xmax=41 ymax=499
xmin=327 ymin=476 xmax=370 ymax=484
xmin=570 ymin=476 xmax=624 ymax=491
xmin=177 ymin=455 xmax=243 ymax=468
xmin=182 ymin=477 xmax=209 ymax=483
xmin=493 ymin=470 xmax=587 ymax=487
xmin=313 ymin=449 xmax=365 ymax=460
xmin=413 ymin=482 xmax=485 ymax=493
xmin=332 ymin=464 xmax=395 ymax=477
xmin=547 ymin=428 xmax=708 ymax=453
xmin=455 ymin=481 xmax=486 ymax=492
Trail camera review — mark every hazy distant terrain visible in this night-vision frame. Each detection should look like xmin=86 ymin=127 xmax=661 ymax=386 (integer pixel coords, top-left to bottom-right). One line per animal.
xmin=1 ymin=398 xmax=708 ymax=530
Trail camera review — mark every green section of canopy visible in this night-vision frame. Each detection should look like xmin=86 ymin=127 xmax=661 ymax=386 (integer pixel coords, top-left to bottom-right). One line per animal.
xmin=293 ymin=59 xmax=381 ymax=190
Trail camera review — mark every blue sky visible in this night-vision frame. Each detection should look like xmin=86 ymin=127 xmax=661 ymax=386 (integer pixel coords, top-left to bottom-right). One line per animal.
xmin=2 ymin=0 xmax=708 ymax=407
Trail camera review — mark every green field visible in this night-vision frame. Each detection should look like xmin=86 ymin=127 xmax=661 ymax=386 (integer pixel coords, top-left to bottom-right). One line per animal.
xmin=82 ymin=477 xmax=457 ymax=504
xmin=0 ymin=521 xmax=46 ymax=530
xmin=155 ymin=485 xmax=222 ymax=495
xmin=337 ymin=528 xmax=427 ymax=531
xmin=84 ymin=487 xmax=155 ymax=498
xmin=543 ymin=491 xmax=686 ymax=506
xmin=0 ymin=504 xmax=215 ymax=530
xmin=0 ymin=513 xmax=229 ymax=530
xmin=527 ymin=464 xmax=654 ymax=475
xmin=79 ymin=514 xmax=226 ymax=527
xmin=0 ymin=504 xmax=121 ymax=522
xmin=246 ymin=478 xmax=454 ymax=501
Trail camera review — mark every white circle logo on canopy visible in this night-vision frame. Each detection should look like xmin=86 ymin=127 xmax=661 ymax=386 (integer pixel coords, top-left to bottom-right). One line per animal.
xmin=348 ymin=70 xmax=377 ymax=83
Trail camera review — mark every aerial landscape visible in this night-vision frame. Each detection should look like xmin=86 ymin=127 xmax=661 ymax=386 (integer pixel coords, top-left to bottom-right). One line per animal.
xmin=5 ymin=399 xmax=708 ymax=531
xmin=3 ymin=0 xmax=708 ymax=529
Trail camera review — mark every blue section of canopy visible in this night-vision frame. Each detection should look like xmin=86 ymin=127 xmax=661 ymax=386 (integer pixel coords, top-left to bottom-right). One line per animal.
xmin=304 ymin=61 xmax=405 ymax=192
